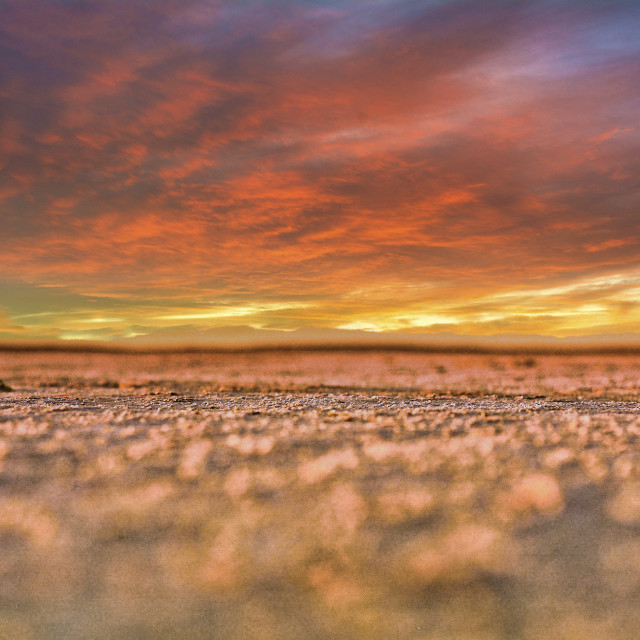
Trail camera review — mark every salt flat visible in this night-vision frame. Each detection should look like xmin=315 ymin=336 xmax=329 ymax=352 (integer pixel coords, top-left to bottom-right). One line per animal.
xmin=0 ymin=349 xmax=639 ymax=640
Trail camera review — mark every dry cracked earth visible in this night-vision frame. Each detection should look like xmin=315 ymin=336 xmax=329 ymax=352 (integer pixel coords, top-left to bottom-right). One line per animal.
xmin=1 ymin=349 xmax=640 ymax=640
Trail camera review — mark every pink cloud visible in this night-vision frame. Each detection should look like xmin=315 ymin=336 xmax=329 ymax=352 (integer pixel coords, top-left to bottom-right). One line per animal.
xmin=0 ymin=0 xmax=639 ymax=339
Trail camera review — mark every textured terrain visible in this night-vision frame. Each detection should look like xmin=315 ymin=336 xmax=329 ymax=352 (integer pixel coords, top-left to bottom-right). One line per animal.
xmin=1 ymin=349 xmax=640 ymax=639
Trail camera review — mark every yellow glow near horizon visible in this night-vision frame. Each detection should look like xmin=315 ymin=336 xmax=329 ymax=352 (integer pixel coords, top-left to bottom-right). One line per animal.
xmin=1 ymin=2 xmax=638 ymax=346
xmin=5 ymin=271 xmax=640 ymax=343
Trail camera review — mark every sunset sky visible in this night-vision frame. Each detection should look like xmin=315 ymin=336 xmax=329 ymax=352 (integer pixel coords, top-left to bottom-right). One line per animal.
xmin=1 ymin=0 xmax=639 ymax=345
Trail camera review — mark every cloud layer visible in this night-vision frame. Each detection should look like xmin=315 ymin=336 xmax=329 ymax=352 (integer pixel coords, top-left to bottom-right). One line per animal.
xmin=1 ymin=0 xmax=639 ymax=342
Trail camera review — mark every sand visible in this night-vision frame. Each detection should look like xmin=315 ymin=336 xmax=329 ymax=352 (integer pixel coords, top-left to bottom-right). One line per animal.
xmin=0 ymin=349 xmax=639 ymax=639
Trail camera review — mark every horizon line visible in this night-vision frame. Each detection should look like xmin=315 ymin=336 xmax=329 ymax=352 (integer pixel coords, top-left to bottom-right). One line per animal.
xmin=2 ymin=339 xmax=640 ymax=356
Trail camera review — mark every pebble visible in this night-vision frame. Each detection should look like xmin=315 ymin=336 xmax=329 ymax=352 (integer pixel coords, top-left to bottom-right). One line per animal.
xmin=507 ymin=473 xmax=564 ymax=516
xmin=0 ymin=350 xmax=639 ymax=639
xmin=405 ymin=524 xmax=517 ymax=585
xmin=297 ymin=448 xmax=359 ymax=484
xmin=177 ymin=439 xmax=213 ymax=479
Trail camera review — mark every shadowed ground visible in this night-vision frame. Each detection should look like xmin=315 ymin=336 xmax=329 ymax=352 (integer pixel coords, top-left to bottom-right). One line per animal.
xmin=0 ymin=349 xmax=640 ymax=639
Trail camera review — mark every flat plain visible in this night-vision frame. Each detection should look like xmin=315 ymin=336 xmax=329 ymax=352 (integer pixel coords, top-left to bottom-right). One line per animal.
xmin=1 ymin=348 xmax=640 ymax=640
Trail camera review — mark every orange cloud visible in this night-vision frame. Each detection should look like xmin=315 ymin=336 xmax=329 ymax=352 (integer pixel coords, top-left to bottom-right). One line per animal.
xmin=0 ymin=310 xmax=25 ymax=336
xmin=0 ymin=0 xmax=639 ymax=343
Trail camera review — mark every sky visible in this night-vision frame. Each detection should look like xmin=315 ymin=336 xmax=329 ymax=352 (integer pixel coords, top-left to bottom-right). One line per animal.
xmin=1 ymin=0 xmax=639 ymax=346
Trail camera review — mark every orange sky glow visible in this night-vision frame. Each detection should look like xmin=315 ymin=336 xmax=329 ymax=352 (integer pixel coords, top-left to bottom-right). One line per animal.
xmin=1 ymin=1 xmax=639 ymax=346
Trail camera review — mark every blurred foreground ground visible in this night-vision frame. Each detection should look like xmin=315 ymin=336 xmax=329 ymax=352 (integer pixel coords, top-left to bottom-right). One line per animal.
xmin=1 ymin=349 xmax=640 ymax=639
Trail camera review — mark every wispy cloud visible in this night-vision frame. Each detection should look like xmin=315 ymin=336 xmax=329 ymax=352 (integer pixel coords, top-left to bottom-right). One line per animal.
xmin=1 ymin=0 xmax=639 ymax=342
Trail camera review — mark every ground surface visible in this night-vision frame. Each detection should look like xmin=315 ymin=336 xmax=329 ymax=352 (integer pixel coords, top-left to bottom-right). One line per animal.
xmin=1 ymin=349 xmax=640 ymax=639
